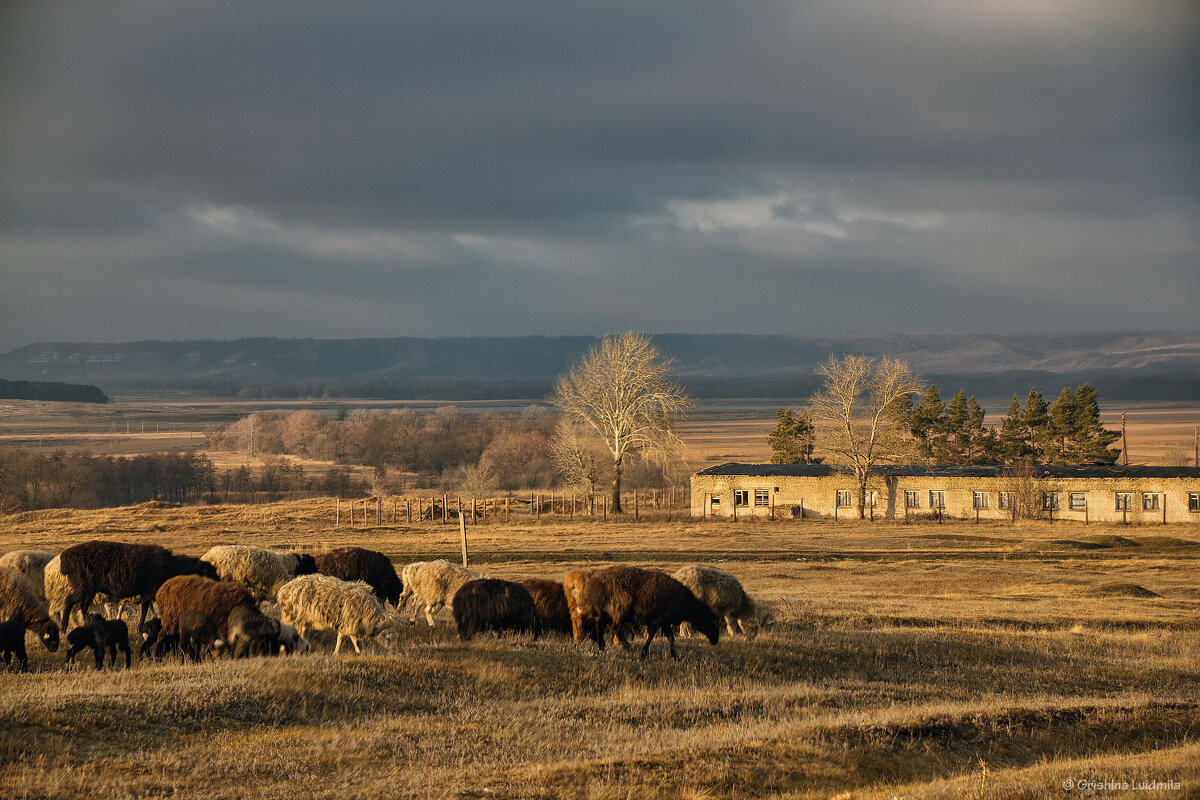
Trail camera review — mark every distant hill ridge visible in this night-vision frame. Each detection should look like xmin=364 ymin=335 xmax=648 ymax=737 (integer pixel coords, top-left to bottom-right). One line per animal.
xmin=2 ymin=333 xmax=1198 ymax=399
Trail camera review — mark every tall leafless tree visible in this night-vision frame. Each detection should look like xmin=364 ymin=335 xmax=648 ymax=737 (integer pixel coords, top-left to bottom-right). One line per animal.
xmin=808 ymin=354 xmax=923 ymax=518
xmin=551 ymin=332 xmax=690 ymax=513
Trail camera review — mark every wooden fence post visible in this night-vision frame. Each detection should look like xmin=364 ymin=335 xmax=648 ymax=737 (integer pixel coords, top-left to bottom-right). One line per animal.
xmin=603 ymin=495 xmax=608 ymax=522
xmin=635 ymin=490 xmax=639 ymax=520
xmin=459 ymin=512 xmax=469 ymax=568
xmin=336 ymin=498 xmax=340 ymax=528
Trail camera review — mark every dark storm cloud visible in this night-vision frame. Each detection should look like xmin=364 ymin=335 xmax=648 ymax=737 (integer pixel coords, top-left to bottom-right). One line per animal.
xmin=1 ymin=1 xmax=1197 ymax=348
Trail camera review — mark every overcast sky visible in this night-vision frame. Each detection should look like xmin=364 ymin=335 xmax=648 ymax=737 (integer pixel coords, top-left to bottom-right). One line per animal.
xmin=1 ymin=1 xmax=1197 ymax=349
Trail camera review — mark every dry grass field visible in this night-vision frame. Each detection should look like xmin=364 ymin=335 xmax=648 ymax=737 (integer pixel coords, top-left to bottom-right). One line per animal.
xmin=1 ymin=502 xmax=1198 ymax=799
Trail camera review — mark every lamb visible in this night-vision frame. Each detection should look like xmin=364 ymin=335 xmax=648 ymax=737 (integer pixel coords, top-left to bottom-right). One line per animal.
xmin=314 ymin=547 xmax=403 ymax=605
xmin=581 ymin=566 xmax=720 ymax=659
xmin=65 ymin=613 xmax=131 ymax=669
xmin=139 ymin=617 xmax=162 ymax=659
xmin=0 ymin=550 xmax=57 ymax=600
xmin=0 ymin=617 xmax=28 ymax=671
xmin=175 ymin=610 xmax=221 ymax=662
xmin=201 ymin=545 xmax=317 ymax=601
xmin=224 ymin=604 xmax=282 ymax=658
xmin=452 ymin=579 xmax=539 ymax=641
xmin=672 ymin=565 xmax=773 ymax=640
xmin=0 ymin=567 xmax=59 ymax=655
xmin=276 ymin=623 xmax=309 ymax=655
xmin=519 ymin=578 xmax=571 ymax=636
xmin=399 ymin=560 xmax=485 ymax=626
xmin=155 ymin=574 xmax=256 ymax=647
xmin=59 ymin=540 xmax=218 ymax=632
xmin=276 ymin=573 xmax=399 ymax=654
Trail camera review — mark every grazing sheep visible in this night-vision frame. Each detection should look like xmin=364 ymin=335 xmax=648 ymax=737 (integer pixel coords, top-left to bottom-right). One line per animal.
xmin=314 ymin=547 xmax=403 ymax=606
xmin=276 ymin=623 xmax=309 ymax=655
xmin=672 ymin=565 xmax=771 ymax=640
xmin=276 ymin=573 xmax=399 ymax=654
xmin=59 ymin=540 xmax=218 ymax=632
xmin=224 ymin=604 xmax=282 ymax=658
xmin=65 ymin=613 xmax=131 ymax=669
xmin=399 ymin=560 xmax=484 ymax=627
xmin=563 ymin=569 xmax=600 ymax=644
xmin=43 ymin=555 xmax=134 ymax=628
xmin=0 ymin=567 xmax=59 ymax=654
xmin=452 ymin=579 xmax=539 ymax=641
xmin=201 ymin=545 xmax=317 ymax=601
xmin=582 ymin=566 xmax=720 ymax=659
xmin=0 ymin=617 xmax=28 ymax=671
xmin=155 ymin=575 xmax=256 ymax=650
xmin=175 ymin=614 xmax=223 ymax=662
xmin=0 ymin=550 xmax=57 ymax=600
xmin=519 ymin=578 xmax=571 ymax=636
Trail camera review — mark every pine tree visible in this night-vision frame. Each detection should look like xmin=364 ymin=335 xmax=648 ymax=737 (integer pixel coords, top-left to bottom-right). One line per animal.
xmin=1069 ymin=383 xmax=1121 ymax=464
xmin=966 ymin=395 xmax=992 ymax=463
xmin=999 ymin=394 xmax=1031 ymax=464
xmin=768 ymin=408 xmax=822 ymax=464
xmin=910 ymin=385 xmax=945 ymax=461
xmin=943 ymin=390 xmax=970 ymax=464
xmin=1046 ymin=387 xmax=1078 ymax=463
xmin=1021 ymin=389 xmax=1049 ymax=463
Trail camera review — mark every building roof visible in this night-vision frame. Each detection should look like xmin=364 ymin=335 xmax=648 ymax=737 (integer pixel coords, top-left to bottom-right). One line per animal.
xmin=694 ymin=463 xmax=1200 ymax=479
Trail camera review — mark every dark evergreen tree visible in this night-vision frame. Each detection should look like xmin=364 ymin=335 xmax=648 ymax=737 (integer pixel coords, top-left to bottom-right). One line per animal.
xmin=1046 ymin=387 xmax=1078 ymax=463
xmin=910 ymin=385 xmax=946 ymax=461
xmin=999 ymin=394 xmax=1031 ymax=464
xmin=1021 ymin=389 xmax=1049 ymax=463
xmin=767 ymin=408 xmax=822 ymax=464
xmin=943 ymin=390 xmax=970 ymax=463
xmin=1069 ymin=383 xmax=1121 ymax=464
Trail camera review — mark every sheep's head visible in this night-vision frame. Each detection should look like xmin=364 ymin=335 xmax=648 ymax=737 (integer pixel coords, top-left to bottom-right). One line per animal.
xmin=694 ymin=607 xmax=721 ymax=646
xmin=293 ymin=552 xmax=318 ymax=575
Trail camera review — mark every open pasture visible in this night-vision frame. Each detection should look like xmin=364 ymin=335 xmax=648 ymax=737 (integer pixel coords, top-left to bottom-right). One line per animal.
xmin=1 ymin=502 xmax=1197 ymax=798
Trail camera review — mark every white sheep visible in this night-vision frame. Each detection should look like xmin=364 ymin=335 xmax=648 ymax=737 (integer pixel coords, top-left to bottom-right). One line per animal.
xmin=0 ymin=550 xmax=57 ymax=600
xmin=673 ymin=565 xmax=774 ymax=640
xmin=201 ymin=545 xmax=316 ymax=601
xmin=275 ymin=574 xmax=399 ymax=654
xmin=42 ymin=555 xmax=138 ymax=626
xmin=398 ymin=559 xmax=485 ymax=627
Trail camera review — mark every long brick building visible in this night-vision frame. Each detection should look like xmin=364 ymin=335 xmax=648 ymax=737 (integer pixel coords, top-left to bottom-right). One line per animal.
xmin=690 ymin=463 xmax=1200 ymax=524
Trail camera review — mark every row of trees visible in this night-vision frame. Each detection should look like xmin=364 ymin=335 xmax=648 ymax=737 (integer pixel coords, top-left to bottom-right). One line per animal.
xmin=0 ymin=449 xmax=369 ymax=512
xmin=908 ymin=383 xmax=1120 ymax=466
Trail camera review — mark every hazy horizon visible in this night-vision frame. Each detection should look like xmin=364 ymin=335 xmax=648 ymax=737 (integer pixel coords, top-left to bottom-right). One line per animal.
xmin=3 ymin=2 xmax=1197 ymax=349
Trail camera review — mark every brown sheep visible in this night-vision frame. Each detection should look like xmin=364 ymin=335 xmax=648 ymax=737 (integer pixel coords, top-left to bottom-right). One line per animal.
xmin=59 ymin=540 xmax=218 ymax=632
xmin=314 ymin=547 xmax=403 ymax=605
xmin=155 ymin=574 xmax=256 ymax=646
xmin=519 ymin=578 xmax=571 ymax=636
xmin=583 ymin=566 xmax=720 ymax=659
xmin=0 ymin=567 xmax=59 ymax=654
xmin=451 ymin=579 xmax=539 ymax=641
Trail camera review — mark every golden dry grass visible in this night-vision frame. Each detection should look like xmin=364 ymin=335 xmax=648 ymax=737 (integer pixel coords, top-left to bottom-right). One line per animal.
xmin=1 ymin=501 xmax=1198 ymax=799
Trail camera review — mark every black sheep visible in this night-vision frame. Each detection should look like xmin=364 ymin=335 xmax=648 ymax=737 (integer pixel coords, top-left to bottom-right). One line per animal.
xmin=65 ymin=613 xmax=131 ymax=669
xmin=452 ymin=579 xmax=539 ymax=641
xmin=314 ymin=547 xmax=403 ymax=605
xmin=139 ymin=617 xmax=162 ymax=660
xmin=176 ymin=609 xmax=220 ymax=662
xmin=583 ymin=566 xmax=720 ymax=659
xmin=59 ymin=540 xmax=218 ymax=633
xmin=0 ymin=617 xmax=28 ymax=671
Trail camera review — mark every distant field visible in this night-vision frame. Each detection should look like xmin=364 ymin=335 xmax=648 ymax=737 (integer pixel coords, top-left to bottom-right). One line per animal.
xmin=1 ymin=397 xmax=1197 ymax=470
xmin=0 ymin=503 xmax=1197 ymax=798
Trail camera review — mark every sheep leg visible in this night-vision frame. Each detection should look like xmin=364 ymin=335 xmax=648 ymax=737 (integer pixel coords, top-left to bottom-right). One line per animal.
xmin=665 ymin=627 xmax=678 ymax=660
xmin=351 ymin=636 xmax=362 ymax=654
xmin=639 ymin=626 xmax=658 ymax=659
xmin=424 ymin=603 xmax=441 ymax=627
xmin=334 ymin=633 xmax=344 ymax=654
xmin=137 ymin=597 xmax=153 ymax=634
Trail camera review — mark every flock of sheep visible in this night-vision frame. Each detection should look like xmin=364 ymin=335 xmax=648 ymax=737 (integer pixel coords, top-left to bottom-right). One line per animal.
xmin=0 ymin=540 xmax=774 ymax=671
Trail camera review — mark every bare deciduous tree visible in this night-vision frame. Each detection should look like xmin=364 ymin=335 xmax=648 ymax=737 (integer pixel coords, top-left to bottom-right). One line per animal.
xmin=548 ymin=418 xmax=606 ymax=502
xmin=551 ymin=332 xmax=690 ymax=513
xmin=808 ymin=354 xmax=923 ymax=519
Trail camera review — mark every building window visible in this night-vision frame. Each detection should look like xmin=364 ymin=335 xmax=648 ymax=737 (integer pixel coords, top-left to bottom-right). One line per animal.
xmin=929 ymin=490 xmax=945 ymax=509
xmin=1190 ymin=492 xmax=1200 ymax=513
xmin=1143 ymin=493 xmax=1160 ymax=511
xmin=998 ymin=491 xmax=1010 ymax=510
xmin=1069 ymin=492 xmax=1087 ymax=511
xmin=866 ymin=490 xmax=878 ymax=508
xmin=905 ymin=490 xmax=920 ymax=509
xmin=754 ymin=489 xmax=770 ymax=507
xmin=1115 ymin=492 xmax=1132 ymax=511
xmin=973 ymin=491 xmax=988 ymax=509
xmin=735 ymin=490 xmax=749 ymax=507
xmin=836 ymin=490 xmax=853 ymax=507
xmin=710 ymin=497 xmax=720 ymax=509
xmin=1042 ymin=492 xmax=1059 ymax=511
